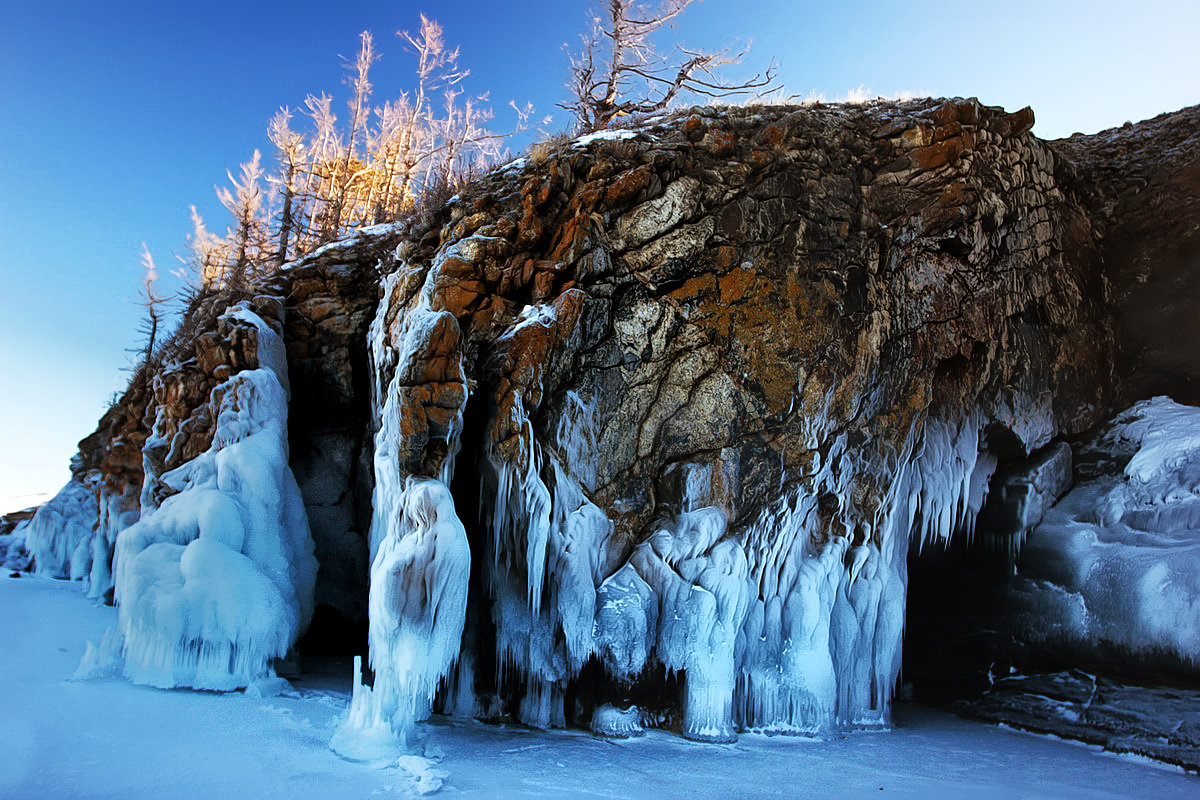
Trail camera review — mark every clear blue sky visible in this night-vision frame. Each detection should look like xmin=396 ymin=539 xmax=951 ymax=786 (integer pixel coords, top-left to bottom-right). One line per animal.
xmin=1 ymin=0 xmax=1197 ymax=509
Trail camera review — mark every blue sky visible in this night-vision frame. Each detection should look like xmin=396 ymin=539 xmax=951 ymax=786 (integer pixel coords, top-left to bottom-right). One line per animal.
xmin=1 ymin=0 xmax=1197 ymax=509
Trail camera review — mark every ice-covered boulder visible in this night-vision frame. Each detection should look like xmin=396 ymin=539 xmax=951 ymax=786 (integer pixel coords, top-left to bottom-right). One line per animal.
xmin=1015 ymin=397 xmax=1200 ymax=667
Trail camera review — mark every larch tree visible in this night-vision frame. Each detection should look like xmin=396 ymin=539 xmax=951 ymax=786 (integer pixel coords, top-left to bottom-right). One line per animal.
xmin=323 ymin=31 xmax=379 ymax=240
xmin=186 ymin=205 xmax=230 ymax=289
xmin=562 ymin=0 xmax=777 ymax=131
xmin=215 ymin=149 xmax=270 ymax=290
xmin=267 ymin=108 xmax=305 ymax=266
xmin=192 ymin=16 xmax=526 ymax=293
xmin=135 ymin=243 xmax=169 ymax=367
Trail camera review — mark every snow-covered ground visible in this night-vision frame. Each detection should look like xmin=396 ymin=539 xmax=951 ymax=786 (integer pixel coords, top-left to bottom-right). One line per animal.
xmin=3 ymin=576 xmax=1197 ymax=799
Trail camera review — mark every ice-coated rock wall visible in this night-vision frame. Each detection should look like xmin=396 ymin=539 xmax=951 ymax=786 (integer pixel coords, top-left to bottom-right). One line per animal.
xmin=26 ymin=479 xmax=98 ymax=581
xmin=29 ymin=100 xmax=1199 ymax=749
xmin=346 ymin=98 xmax=1138 ymax=740
xmin=89 ymin=304 xmax=317 ymax=690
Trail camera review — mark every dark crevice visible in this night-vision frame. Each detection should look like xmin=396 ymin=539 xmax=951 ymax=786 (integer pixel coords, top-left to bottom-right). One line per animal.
xmin=440 ymin=384 xmax=499 ymax=712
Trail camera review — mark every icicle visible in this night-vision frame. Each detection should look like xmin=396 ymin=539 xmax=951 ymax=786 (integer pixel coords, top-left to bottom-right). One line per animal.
xmin=630 ymin=505 xmax=750 ymax=742
xmin=482 ymin=387 xmax=619 ymax=727
xmin=737 ymin=489 xmax=843 ymax=734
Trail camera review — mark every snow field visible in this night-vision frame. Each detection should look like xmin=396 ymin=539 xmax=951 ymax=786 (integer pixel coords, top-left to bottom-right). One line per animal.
xmin=6 ymin=574 xmax=1199 ymax=800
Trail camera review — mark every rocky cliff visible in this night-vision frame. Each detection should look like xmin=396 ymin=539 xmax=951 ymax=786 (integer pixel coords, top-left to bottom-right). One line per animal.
xmin=24 ymin=99 xmax=1200 ymax=744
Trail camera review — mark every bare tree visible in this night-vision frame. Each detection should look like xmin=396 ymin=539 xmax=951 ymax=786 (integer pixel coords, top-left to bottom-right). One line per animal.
xmin=562 ymin=0 xmax=776 ymax=131
xmin=135 ymin=243 xmax=169 ymax=365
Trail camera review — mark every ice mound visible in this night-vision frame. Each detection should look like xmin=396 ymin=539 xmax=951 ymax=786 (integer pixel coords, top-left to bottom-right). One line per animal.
xmin=109 ymin=349 xmax=316 ymax=690
xmin=0 ymin=520 xmax=32 ymax=571
xmin=1016 ymin=397 xmax=1200 ymax=665
xmin=25 ymin=479 xmax=98 ymax=580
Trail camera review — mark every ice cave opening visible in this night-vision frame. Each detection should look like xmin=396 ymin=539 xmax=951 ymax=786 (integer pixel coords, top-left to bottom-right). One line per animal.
xmin=903 ymin=421 xmax=1038 ymax=706
xmin=904 ymin=408 xmax=1200 ymax=709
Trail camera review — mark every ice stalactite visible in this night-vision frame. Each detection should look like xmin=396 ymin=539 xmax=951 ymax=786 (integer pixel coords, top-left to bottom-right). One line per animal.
xmin=335 ymin=257 xmax=471 ymax=755
xmin=26 ymin=478 xmax=98 ymax=580
xmin=484 ymin=389 xmax=620 ymax=729
xmin=631 ymin=505 xmax=750 ymax=741
xmin=736 ymin=475 xmax=908 ymax=733
xmin=106 ymin=307 xmax=316 ymax=691
xmin=830 ymin=533 xmax=906 ymax=728
xmin=738 ymin=490 xmax=844 ymax=734
xmin=486 ymin=425 xmax=568 ymax=728
xmin=908 ymin=415 xmax=997 ymax=553
xmin=735 ymin=411 xmax=997 ymax=734
xmin=87 ymin=484 xmax=140 ymax=601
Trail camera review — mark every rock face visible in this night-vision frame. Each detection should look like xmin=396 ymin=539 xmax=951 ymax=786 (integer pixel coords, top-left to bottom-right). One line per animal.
xmin=965 ymin=671 xmax=1200 ymax=772
xmin=1051 ymin=109 xmax=1200 ymax=405
xmin=45 ymin=100 xmax=1200 ymax=741
xmin=352 ymin=98 xmax=1169 ymax=738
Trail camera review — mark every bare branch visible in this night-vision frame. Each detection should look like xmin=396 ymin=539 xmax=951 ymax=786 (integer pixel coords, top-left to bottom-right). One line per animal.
xmin=563 ymin=0 xmax=779 ymax=131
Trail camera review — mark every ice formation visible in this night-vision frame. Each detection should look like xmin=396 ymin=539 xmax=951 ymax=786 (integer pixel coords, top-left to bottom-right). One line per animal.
xmin=333 ymin=479 xmax=470 ymax=754
xmin=107 ymin=307 xmax=316 ymax=690
xmin=335 ymin=257 xmax=472 ymax=755
xmin=25 ymin=479 xmax=98 ymax=580
xmin=590 ymin=704 xmax=644 ymax=738
xmin=1015 ymin=397 xmax=1200 ymax=665
xmin=0 ymin=520 xmax=32 ymax=571
xmin=632 ymin=506 xmax=750 ymax=741
xmin=88 ymin=484 xmax=140 ymax=601
xmin=483 ymin=387 xmax=625 ymax=730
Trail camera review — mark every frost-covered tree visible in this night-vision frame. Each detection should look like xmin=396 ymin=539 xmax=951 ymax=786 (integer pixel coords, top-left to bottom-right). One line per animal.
xmin=267 ymin=108 xmax=305 ymax=266
xmin=562 ymin=0 xmax=776 ymax=131
xmin=190 ymin=17 xmax=528 ymax=290
xmin=216 ymin=149 xmax=270 ymax=289
xmin=135 ymin=243 xmax=169 ymax=366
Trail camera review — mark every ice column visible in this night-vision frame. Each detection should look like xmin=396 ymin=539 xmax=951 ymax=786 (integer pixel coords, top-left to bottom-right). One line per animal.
xmin=632 ymin=506 xmax=750 ymax=742
xmin=335 ymin=258 xmax=472 ymax=753
xmin=334 ymin=479 xmax=470 ymax=752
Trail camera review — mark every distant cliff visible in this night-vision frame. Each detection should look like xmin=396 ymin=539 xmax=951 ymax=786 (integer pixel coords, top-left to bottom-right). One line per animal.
xmin=25 ymin=99 xmax=1200 ymax=744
